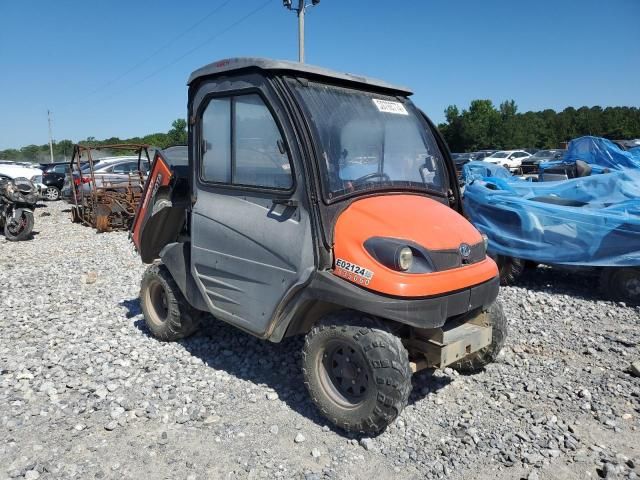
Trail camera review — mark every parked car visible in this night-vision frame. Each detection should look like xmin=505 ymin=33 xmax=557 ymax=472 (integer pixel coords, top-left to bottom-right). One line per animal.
xmin=520 ymin=149 xmax=566 ymax=174
xmin=78 ymin=158 xmax=150 ymax=194
xmin=483 ymin=150 xmax=531 ymax=170
xmin=452 ymin=152 xmax=477 ymax=171
xmin=62 ymin=157 xmax=149 ymax=202
xmin=473 ymin=150 xmax=498 ymax=161
xmin=462 ymin=137 xmax=640 ymax=304
xmin=39 ymin=162 xmax=74 ymax=201
xmin=0 ymin=164 xmax=46 ymax=197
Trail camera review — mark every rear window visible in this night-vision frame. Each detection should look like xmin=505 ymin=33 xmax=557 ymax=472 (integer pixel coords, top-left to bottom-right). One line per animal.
xmin=161 ymin=146 xmax=188 ymax=166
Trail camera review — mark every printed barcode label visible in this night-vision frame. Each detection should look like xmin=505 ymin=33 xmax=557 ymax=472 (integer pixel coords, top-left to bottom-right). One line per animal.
xmin=372 ymin=99 xmax=409 ymax=115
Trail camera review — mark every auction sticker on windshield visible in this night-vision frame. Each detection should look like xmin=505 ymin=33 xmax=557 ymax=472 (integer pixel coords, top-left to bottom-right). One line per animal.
xmin=335 ymin=258 xmax=374 ymax=286
xmin=372 ymin=98 xmax=408 ymax=115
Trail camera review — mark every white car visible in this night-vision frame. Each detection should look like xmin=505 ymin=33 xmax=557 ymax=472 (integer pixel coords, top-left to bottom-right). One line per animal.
xmin=0 ymin=164 xmax=46 ymax=196
xmin=483 ymin=150 xmax=531 ymax=169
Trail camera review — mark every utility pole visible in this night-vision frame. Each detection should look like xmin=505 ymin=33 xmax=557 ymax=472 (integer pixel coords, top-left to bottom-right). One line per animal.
xmin=283 ymin=0 xmax=320 ymax=63
xmin=298 ymin=1 xmax=305 ymax=63
xmin=47 ymin=110 xmax=54 ymax=163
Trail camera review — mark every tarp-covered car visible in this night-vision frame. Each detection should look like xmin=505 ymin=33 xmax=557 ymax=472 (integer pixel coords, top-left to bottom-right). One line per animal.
xmin=462 ymin=136 xmax=640 ymax=304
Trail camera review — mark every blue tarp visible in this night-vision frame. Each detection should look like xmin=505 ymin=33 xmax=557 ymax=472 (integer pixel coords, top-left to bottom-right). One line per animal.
xmin=540 ymin=136 xmax=640 ymax=172
xmin=462 ymin=137 xmax=640 ymax=267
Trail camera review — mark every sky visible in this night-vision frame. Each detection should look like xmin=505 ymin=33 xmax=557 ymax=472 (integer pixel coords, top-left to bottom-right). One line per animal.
xmin=1 ymin=0 xmax=639 ymax=150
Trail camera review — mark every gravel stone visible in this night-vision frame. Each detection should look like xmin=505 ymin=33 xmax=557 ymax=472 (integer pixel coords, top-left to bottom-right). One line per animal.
xmin=360 ymin=438 xmax=374 ymax=451
xmin=294 ymin=433 xmax=306 ymax=443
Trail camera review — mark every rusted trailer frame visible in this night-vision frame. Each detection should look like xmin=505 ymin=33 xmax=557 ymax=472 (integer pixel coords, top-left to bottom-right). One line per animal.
xmin=68 ymin=144 xmax=151 ymax=232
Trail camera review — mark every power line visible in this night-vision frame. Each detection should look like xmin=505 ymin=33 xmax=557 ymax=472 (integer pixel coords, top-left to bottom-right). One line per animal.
xmin=76 ymin=0 xmax=235 ymax=104
xmin=94 ymin=0 xmax=274 ymax=106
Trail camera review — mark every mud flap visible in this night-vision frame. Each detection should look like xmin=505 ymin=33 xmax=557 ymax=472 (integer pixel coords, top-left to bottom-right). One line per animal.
xmin=159 ymin=242 xmax=209 ymax=312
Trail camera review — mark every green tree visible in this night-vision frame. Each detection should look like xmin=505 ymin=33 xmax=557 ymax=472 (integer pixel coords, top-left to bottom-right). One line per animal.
xmin=167 ymin=118 xmax=187 ymax=145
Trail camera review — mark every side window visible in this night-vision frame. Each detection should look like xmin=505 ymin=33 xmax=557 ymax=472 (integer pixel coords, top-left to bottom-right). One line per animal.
xmin=202 ymin=98 xmax=231 ymax=183
xmin=54 ymin=164 xmax=67 ymax=174
xmin=112 ymin=163 xmax=134 ymax=174
xmin=234 ymin=94 xmax=292 ymax=189
xmin=200 ymin=93 xmax=292 ymax=190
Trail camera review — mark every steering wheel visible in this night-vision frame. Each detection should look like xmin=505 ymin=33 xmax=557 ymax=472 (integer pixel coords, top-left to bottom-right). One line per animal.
xmin=351 ymin=171 xmax=391 ymax=185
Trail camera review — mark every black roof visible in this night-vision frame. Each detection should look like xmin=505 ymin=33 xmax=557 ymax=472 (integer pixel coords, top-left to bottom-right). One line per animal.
xmin=187 ymin=57 xmax=412 ymax=96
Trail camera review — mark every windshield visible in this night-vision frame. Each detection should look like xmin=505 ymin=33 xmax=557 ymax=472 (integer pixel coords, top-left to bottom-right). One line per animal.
xmin=532 ymin=150 xmax=551 ymax=157
xmin=289 ymin=81 xmax=447 ymax=200
xmin=488 ymin=151 xmax=509 ymax=158
xmin=533 ymin=150 xmax=562 ymax=158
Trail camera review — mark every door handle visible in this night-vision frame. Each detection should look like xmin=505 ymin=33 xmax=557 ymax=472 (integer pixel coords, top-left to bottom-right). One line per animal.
xmin=272 ymin=198 xmax=298 ymax=207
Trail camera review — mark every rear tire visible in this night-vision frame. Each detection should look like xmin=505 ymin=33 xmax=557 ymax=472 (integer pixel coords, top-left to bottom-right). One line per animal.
xmin=44 ymin=186 xmax=60 ymax=201
xmin=4 ymin=210 xmax=34 ymax=241
xmin=302 ymin=312 xmax=412 ymax=434
xmin=140 ymin=263 xmax=201 ymax=341
xmin=600 ymin=267 xmax=640 ymax=305
xmin=452 ymin=301 xmax=507 ymax=373
xmin=495 ymin=255 xmax=525 ymax=286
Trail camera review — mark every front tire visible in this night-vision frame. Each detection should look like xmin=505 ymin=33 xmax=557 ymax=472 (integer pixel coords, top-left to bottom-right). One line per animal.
xmin=452 ymin=301 xmax=507 ymax=373
xmin=4 ymin=210 xmax=34 ymax=241
xmin=600 ymin=267 xmax=640 ymax=305
xmin=302 ymin=312 xmax=412 ymax=434
xmin=495 ymin=255 xmax=526 ymax=286
xmin=140 ymin=263 xmax=201 ymax=341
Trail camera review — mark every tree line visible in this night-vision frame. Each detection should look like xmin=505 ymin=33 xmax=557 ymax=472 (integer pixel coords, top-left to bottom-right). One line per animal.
xmin=438 ymin=100 xmax=640 ymax=153
xmin=4 ymin=104 xmax=640 ymax=162
xmin=0 ymin=119 xmax=188 ymax=163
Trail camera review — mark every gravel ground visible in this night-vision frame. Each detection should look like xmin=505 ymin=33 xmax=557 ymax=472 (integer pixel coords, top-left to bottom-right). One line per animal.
xmin=1 ymin=201 xmax=639 ymax=480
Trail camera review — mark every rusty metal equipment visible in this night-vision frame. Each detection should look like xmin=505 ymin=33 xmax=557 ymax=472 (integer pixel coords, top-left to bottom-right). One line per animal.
xmin=68 ymin=144 xmax=151 ymax=232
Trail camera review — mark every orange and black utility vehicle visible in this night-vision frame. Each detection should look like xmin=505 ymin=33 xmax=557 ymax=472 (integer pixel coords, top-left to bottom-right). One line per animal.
xmin=131 ymin=58 xmax=506 ymax=434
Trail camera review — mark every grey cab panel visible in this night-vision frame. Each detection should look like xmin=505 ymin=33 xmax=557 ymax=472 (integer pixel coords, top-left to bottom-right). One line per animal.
xmin=189 ymin=73 xmax=315 ymax=337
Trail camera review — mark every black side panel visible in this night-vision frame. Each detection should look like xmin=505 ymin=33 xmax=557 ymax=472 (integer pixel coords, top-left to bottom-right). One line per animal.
xmin=160 ymin=242 xmax=209 ymax=312
xmin=268 ymin=271 xmax=500 ymax=342
xmin=138 ymin=193 xmax=188 ymax=263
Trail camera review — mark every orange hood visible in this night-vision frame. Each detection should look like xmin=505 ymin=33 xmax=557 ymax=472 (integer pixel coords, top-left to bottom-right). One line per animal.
xmin=333 ymin=194 xmax=498 ymax=297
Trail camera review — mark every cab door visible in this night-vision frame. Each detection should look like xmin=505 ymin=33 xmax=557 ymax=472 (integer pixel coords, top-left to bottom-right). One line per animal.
xmin=189 ymin=78 xmax=315 ymax=338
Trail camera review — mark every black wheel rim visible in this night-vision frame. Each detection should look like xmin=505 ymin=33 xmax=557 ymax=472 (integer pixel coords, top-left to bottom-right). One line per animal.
xmin=318 ymin=340 xmax=369 ymax=408
xmin=147 ymin=280 xmax=169 ymax=323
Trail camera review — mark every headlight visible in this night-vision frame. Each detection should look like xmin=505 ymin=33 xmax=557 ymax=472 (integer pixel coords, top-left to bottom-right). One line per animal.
xmin=397 ymin=247 xmax=413 ymax=271
xmin=364 ymin=237 xmax=434 ymax=273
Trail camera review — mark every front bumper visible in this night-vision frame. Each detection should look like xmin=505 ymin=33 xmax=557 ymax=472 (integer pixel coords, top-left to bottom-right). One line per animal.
xmin=520 ymin=162 xmax=540 ymax=174
xmin=309 ymin=271 xmax=499 ymax=329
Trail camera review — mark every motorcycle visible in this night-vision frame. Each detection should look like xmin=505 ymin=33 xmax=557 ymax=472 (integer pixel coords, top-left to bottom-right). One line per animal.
xmin=0 ymin=176 xmax=38 ymax=241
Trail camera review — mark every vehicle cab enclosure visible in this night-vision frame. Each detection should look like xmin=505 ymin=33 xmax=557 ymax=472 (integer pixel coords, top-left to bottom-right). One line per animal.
xmin=133 ymin=57 xmax=499 ymax=347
